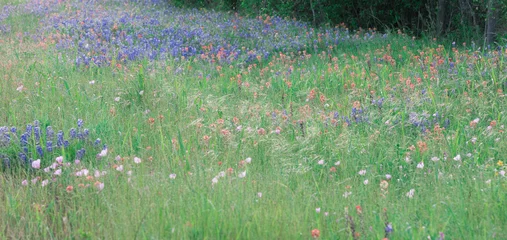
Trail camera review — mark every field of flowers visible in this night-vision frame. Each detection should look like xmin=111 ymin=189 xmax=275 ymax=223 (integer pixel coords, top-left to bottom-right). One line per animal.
xmin=0 ymin=0 xmax=506 ymax=239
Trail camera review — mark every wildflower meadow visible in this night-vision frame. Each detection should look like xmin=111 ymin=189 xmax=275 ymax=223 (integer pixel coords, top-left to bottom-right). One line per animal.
xmin=0 ymin=0 xmax=506 ymax=239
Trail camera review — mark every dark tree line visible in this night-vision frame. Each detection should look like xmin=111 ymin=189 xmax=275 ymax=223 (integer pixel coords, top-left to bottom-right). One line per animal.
xmin=172 ymin=0 xmax=506 ymax=44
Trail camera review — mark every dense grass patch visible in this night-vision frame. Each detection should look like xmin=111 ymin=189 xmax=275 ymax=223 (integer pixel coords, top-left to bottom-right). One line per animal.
xmin=0 ymin=0 xmax=506 ymax=239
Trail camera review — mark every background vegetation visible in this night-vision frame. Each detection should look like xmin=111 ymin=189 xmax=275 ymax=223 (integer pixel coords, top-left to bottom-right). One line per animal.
xmin=171 ymin=0 xmax=507 ymax=44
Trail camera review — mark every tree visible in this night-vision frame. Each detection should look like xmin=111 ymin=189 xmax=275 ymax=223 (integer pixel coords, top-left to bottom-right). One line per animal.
xmin=436 ymin=0 xmax=449 ymax=36
xmin=486 ymin=0 xmax=499 ymax=45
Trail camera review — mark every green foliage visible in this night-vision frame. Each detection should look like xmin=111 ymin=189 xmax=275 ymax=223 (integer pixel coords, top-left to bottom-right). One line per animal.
xmin=171 ymin=0 xmax=506 ymax=43
xmin=1 ymin=0 xmax=507 ymax=239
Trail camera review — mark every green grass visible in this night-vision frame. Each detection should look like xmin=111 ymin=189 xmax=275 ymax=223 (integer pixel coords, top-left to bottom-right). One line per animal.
xmin=0 ymin=1 xmax=506 ymax=239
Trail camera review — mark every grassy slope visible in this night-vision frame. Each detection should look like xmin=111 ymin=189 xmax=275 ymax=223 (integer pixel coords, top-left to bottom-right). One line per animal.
xmin=0 ymin=1 xmax=506 ymax=239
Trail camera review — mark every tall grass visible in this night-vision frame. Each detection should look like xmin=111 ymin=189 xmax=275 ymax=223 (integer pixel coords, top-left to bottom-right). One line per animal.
xmin=0 ymin=0 xmax=506 ymax=239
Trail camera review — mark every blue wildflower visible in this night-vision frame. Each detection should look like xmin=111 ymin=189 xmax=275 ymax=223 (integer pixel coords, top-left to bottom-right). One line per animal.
xmin=46 ymin=126 xmax=54 ymax=140
xmin=385 ymin=223 xmax=393 ymax=235
xmin=34 ymin=126 xmax=41 ymax=142
xmin=20 ymin=133 xmax=29 ymax=146
xmin=57 ymin=130 xmax=64 ymax=147
xmin=47 ymin=140 xmax=53 ymax=152
xmin=443 ymin=119 xmax=450 ymax=129
xmin=69 ymin=128 xmax=77 ymax=139
xmin=26 ymin=124 xmax=32 ymax=137
xmin=19 ymin=152 xmax=27 ymax=164
xmin=36 ymin=145 xmax=43 ymax=157
xmin=76 ymin=148 xmax=86 ymax=160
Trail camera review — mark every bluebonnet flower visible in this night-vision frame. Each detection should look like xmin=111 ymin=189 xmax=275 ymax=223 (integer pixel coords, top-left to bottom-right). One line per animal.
xmin=77 ymin=119 xmax=84 ymax=128
xmin=351 ymin=107 xmax=367 ymax=123
xmin=46 ymin=141 xmax=53 ymax=152
xmin=69 ymin=128 xmax=77 ymax=139
xmin=46 ymin=126 xmax=54 ymax=140
xmin=76 ymin=148 xmax=86 ymax=160
xmin=372 ymin=98 xmax=384 ymax=109
xmin=34 ymin=126 xmax=41 ymax=142
xmin=20 ymin=133 xmax=29 ymax=146
xmin=343 ymin=116 xmax=351 ymax=126
xmin=376 ymin=98 xmax=384 ymax=108
xmin=25 ymin=124 xmax=32 ymax=137
xmin=36 ymin=145 xmax=43 ymax=157
xmin=94 ymin=138 xmax=101 ymax=146
xmin=19 ymin=152 xmax=27 ymax=164
xmin=443 ymin=118 xmax=450 ymax=129
xmin=57 ymin=130 xmax=64 ymax=147
xmin=385 ymin=223 xmax=393 ymax=236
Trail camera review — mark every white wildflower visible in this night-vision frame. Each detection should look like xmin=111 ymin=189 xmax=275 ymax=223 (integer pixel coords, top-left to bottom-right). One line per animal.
xmin=32 ymin=159 xmax=41 ymax=169
xmin=406 ymin=189 xmax=415 ymax=198
xmin=98 ymin=148 xmax=108 ymax=158
xmin=342 ymin=191 xmax=352 ymax=198
xmin=417 ymin=162 xmax=424 ymax=169
xmin=212 ymin=177 xmax=219 ymax=185
xmin=41 ymin=179 xmax=49 ymax=187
